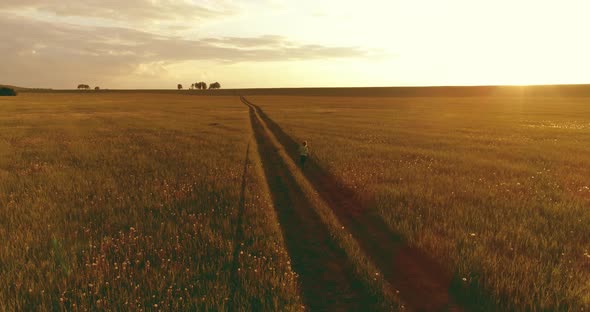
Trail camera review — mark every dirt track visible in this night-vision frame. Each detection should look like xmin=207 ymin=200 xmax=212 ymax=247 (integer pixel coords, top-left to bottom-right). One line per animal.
xmin=242 ymin=96 xmax=477 ymax=311
xmin=243 ymin=97 xmax=379 ymax=311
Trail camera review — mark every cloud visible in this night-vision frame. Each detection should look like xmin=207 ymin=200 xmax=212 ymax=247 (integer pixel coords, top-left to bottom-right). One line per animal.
xmin=0 ymin=0 xmax=235 ymax=25
xmin=200 ymin=35 xmax=289 ymax=48
xmin=0 ymin=14 xmax=370 ymax=88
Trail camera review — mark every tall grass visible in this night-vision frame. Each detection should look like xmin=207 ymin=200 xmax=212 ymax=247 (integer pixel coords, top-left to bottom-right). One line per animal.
xmin=251 ymin=94 xmax=590 ymax=310
xmin=0 ymin=93 xmax=302 ymax=310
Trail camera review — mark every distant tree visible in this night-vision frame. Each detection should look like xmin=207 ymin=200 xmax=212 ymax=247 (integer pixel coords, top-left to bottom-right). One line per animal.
xmin=190 ymin=83 xmax=195 ymax=90
xmin=95 ymin=86 xmax=100 ymax=90
xmin=177 ymin=84 xmax=183 ymax=90
xmin=194 ymin=82 xmax=206 ymax=90
xmin=77 ymin=84 xmax=90 ymax=90
xmin=209 ymin=82 xmax=221 ymax=90
xmin=0 ymin=87 xmax=17 ymax=96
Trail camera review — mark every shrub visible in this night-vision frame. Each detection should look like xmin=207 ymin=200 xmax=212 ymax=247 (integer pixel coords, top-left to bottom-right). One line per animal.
xmin=0 ymin=87 xmax=17 ymax=96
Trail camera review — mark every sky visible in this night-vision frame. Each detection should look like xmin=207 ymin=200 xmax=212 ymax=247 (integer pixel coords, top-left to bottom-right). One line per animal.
xmin=1 ymin=0 xmax=590 ymax=89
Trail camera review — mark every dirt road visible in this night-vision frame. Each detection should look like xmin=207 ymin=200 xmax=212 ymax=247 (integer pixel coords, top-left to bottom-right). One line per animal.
xmin=242 ymin=96 xmax=474 ymax=311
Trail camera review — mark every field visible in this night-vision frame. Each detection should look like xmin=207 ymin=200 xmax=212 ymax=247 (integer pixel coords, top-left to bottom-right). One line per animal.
xmin=0 ymin=93 xmax=305 ymax=310
xmin=250 ymin=92 xmax=590 ymax=310
xmin=1 ymin=89 xmax=589 ymax=311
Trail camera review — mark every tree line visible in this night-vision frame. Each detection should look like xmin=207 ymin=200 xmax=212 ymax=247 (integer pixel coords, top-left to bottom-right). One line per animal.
xmin=177 ymin=81 xmax=221 ymax=90
xmin=74 ymin=82 xmax=221 ymax=91
xmin=77 ymin=84 xmax=100 ymax=90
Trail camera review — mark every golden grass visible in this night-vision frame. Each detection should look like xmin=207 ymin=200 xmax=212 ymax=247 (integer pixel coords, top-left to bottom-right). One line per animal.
xmin=250 ymin=94 xmax=590 ymax=310
xmin=0 ymin=93 xmax=303 ymax=311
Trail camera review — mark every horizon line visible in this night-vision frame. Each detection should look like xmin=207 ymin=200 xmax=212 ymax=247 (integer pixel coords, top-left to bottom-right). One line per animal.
xmin=5 ymin=82 xmax=590 ymax=91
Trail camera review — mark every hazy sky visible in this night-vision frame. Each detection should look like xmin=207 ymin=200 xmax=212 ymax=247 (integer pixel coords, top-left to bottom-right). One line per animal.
xmin=1 ymin=0 xmax=589 ymax=89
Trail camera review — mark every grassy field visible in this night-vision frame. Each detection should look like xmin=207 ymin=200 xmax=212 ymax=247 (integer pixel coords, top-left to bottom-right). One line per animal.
xmin=0 ymin=93 xmax=304 ymax=311
xmin=3 ymin=90 xmax=589 ymax=311
xmin=250 ymin=94 xmax=590 ymax=310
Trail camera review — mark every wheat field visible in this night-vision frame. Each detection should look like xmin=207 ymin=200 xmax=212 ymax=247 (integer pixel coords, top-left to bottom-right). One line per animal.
xmin=2 ymin=90 xmax=589 ymax=311
xmin=0 ymin=93 xmax=303 ymax=311
xmin=251 ymin=94 xmax=590 ymax=310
